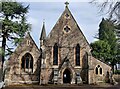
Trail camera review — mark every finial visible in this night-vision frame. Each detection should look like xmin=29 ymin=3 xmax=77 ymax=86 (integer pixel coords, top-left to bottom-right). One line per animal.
xmin=65 ymin=1 xmax=69 ymax=7
xmin=43 ymin=19 xmax=45 ymax=24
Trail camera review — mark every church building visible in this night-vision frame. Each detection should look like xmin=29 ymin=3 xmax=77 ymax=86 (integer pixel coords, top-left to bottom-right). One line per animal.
xmin=5 ymin=2 xmax=111 ymax=85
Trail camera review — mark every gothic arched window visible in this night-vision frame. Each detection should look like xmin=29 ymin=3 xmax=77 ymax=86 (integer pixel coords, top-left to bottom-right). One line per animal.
xmin=95 ymin=65 xmax=103 ymax=75
xmin=21 ymin=53 xmax=33 ymax=72
xmin=100 ymin=67 xmax=102 ymax=74
xmin=95 ymin=67 xmax=98 ymax=74
xmin=75 ymin=44 xmax=80 ymax=66
xmin=53 ymin=43 xmax=58 ymax=65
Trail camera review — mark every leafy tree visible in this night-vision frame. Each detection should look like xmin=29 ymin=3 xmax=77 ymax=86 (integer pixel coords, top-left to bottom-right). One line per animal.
xmin=90 ymin=40 xmax=111 ymax=61
xmin=91 ymin=18 xmax=119 ymax=72
xmin=0 ymin=2 xmax=30 ymax=73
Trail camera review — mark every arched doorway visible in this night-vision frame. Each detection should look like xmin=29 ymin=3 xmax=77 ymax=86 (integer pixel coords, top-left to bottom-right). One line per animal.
xmin=63 ymin=69 xmax=71 ymax=83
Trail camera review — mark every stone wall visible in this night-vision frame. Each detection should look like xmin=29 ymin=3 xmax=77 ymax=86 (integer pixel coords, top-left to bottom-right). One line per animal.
xmin=113 ymin=74 xmax=120 ymax=82
xmin=89 ymin=57 xmax=111 ymax=84
xmin=40 ymin=6 xmax=91 ymax=84
xmin=5 ymin=33 xmax=40 ymax=85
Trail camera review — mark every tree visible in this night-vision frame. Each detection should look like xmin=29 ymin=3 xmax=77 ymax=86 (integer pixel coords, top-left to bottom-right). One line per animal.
xmin=91 ymin=18 xmax=118 ymax=72
xmin=90 ymin=40 xmax=111 ymax=61
xmin=0 ymin=1 xmax=30 ymax=78
xmin=91 ymin=0 xmax=120 ymax=23
xmin=99 ymin=18 xmax=117 ymax=52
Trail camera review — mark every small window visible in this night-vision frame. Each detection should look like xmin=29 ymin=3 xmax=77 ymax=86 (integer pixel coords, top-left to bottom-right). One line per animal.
xmin=95 ymin=65 xmax=102 ymax=75
xmin=96 ymin=67 xmax=98 ymax=74
xmin=27 ymin=40 xmax=31 ymax=46
xmin=100 ymin=67 xmax=102 ymax=74
xmin=64 ymin=13 xmax=70 ymax=19
xmin=63 ymin=25 xmax=71 ymax=33
xmin=65 ymin=13 xmax=70 ymax=18
xmin=53 ymin=43 xmax=58 ymax=65
xmin=75 ymin=44 xmax=80 ymax=66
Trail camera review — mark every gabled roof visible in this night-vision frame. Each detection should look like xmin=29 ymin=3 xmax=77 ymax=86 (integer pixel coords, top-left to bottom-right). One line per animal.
xmin=64 ymin=6 xmax=90 ymax=45
xmin=8 ymin=32 xmax=40 ymax=61
xmin=26 ymin=32 xmax=40 ymax=50
xmin=47 ymin=3 xmax=90 ymax=47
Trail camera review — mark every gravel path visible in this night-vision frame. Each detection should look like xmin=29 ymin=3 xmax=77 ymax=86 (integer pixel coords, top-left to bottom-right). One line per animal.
xmin=3 ymin=83 xmax=120 ymax=89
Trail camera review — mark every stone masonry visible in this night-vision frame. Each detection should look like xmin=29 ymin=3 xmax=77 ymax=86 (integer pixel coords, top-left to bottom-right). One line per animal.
xmin=5 ymin=2 xmax=111 ymax=85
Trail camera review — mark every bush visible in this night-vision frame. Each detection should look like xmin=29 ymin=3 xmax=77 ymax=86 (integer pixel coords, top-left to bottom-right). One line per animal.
xmin=114 ymin=70 xmax=120 ymax=74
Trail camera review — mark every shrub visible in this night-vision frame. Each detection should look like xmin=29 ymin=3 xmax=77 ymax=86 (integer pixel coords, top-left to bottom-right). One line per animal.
xmin=114 ymin=70 xmax=120 ymax=74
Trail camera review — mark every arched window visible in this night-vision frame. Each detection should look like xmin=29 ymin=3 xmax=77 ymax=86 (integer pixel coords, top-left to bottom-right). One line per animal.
xmin=21 ymin=53 xmax=33 ymax=72
xmin=95 ymin=67 xmax=98 ymax=74
xmin=100 ymin=67 xmax=102 ymax=74
xmin=95 ymin=65 xmax=102 ymax=75
xmin=75 ymin=44 xmax=80 ymax=66
xmin=53 ymin=43 xmax=58 ymax=65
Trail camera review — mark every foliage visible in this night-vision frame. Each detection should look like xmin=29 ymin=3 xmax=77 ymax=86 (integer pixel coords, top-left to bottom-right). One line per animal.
xmin=90 ymin=40 xmax=111 ymax=62
xmin=114 ymin=70 xmax=120 ymax=74
xmin=0 ymin=2 xmax=30 ymax=68
xmin=91 ymin=18 xmax=119 ymax=71
xmin=99 ymin=18 xmax=118 ymax=60
xmin=1 ymin=2 xmax=30 ymax=46
xmin=99 ymin=18 xmax=116 ymax=41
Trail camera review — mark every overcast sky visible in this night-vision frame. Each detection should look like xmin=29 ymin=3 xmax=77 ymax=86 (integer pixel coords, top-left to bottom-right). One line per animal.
xmin=1 ymin=1 xmax=108 ymax=48
xmin=23 ymin=2 xmax=107 ymax=47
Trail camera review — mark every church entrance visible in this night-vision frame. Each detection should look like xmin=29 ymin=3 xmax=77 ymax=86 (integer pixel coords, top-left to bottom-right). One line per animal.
xmin=63 ymin=69 xmax=71 ymax=83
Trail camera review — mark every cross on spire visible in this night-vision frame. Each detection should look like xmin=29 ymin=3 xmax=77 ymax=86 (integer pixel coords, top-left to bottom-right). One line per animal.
xmin=65 ymin=1 xmax=69 ymax=7
xmin=43 ymin=19 xmax=45 ymax=24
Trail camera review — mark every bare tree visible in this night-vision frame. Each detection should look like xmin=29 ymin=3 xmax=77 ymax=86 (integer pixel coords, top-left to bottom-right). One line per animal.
xmin=91 ymin=0 xmax=120 ymax=23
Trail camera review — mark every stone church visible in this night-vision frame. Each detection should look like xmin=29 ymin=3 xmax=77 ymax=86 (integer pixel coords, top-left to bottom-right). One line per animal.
xmin=4 ymin=3 xmax=111 ymax=85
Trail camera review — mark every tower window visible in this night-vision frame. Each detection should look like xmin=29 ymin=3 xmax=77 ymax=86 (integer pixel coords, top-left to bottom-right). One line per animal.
xmin=21 ymin=53 xmax=33 ymax=72
xmin=75 ymin=44 xmax=80 ymax=66
xmin=53 ymin=43 xmax=58 ymax=65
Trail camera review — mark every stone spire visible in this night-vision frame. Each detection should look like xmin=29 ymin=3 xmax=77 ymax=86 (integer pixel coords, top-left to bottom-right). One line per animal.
xmin=40 ymin=21 xmax=46 ymax=40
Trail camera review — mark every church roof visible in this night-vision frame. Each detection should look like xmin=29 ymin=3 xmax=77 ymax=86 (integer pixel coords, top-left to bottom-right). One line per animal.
xmin=8 ymin=32 xmax=40 ymax=62
xmin=64 ymin=3 xmax=90 ymax=46
xmin=26 ymin=32 xmax=40 ymax=50
xmin=47 ymin=2 xmax=90 ymax=47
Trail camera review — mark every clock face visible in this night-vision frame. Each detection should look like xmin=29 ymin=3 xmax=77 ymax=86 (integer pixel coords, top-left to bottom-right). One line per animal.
xmin=63 ymin=25 xmax=71 ymax=33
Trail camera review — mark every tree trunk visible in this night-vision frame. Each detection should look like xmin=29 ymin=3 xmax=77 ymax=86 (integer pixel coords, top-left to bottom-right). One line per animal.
xmin=115 ymin=64 xmax=118 ymax=71
xmin=1 ymin=35 xmax=6 ymax=81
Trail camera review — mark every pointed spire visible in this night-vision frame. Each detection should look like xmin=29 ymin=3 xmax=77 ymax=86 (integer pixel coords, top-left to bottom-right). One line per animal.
xmin=40 ymin=21 xmax=46 ymax=40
